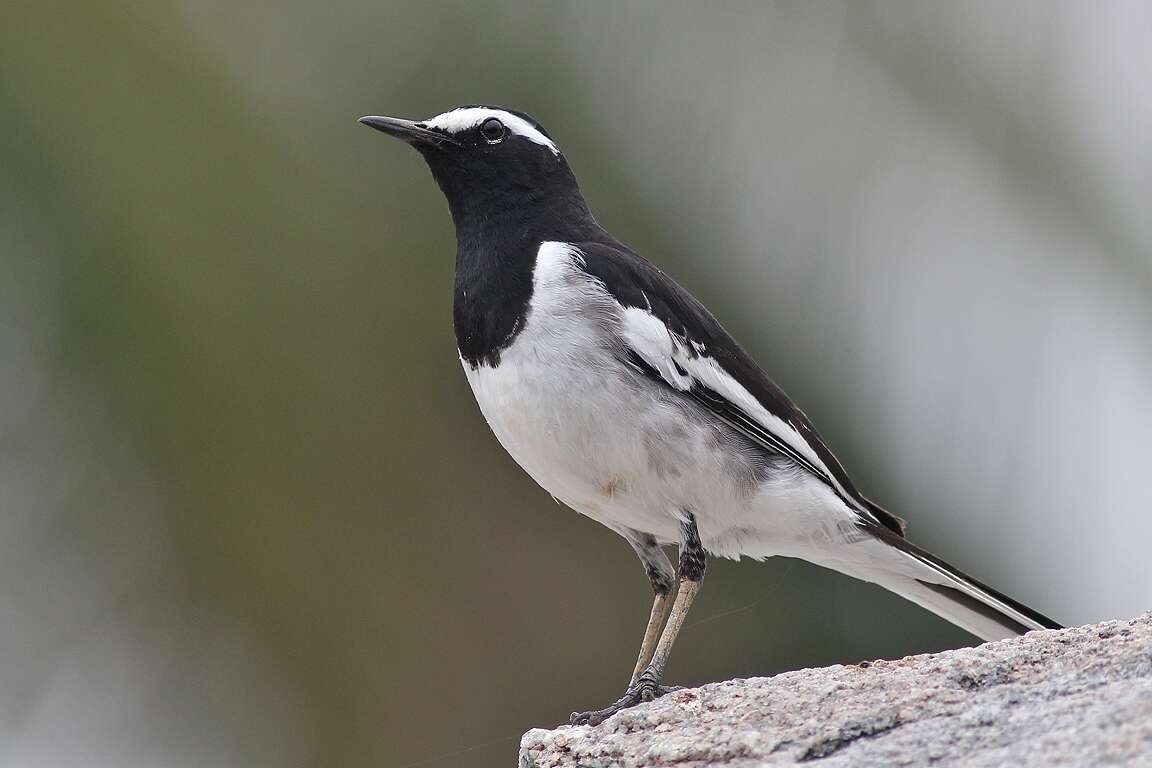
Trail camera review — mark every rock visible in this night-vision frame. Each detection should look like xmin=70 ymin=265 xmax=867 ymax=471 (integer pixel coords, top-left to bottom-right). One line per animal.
xmin=519 ymin=615 xmax=1152 ymax=767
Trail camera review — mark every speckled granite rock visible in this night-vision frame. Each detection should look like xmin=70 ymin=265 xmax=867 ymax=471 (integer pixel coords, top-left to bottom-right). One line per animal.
xmin=520 ymin=615 xmax=1152 ymax=767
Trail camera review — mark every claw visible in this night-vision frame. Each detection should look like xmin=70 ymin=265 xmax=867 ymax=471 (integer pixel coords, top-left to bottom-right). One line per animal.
xmin=568 ymin=681 xmax=682 ymax=726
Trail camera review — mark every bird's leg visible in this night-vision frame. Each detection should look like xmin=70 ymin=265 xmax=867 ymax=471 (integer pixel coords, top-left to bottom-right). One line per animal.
xmin=630 ymin=593 xmax=673 ymax=685
xmin=571 ymin=516 xmax=705 ymax=726
xmin=634 ymin=542 xmax=704 ymax=696
xmin=625 ymin=533 xmax=676 ymax=686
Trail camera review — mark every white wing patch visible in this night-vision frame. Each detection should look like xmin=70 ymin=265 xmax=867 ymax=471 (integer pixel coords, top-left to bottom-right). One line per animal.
xmin=620 ymin=305 xmax=864 ymax=515
xmin=423 ymin=107 xmax=560 ymax=155
xmin=620 ymin=307 xmax=694 ymax=389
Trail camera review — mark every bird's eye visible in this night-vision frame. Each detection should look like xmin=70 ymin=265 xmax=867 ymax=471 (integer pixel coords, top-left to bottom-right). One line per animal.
xmin=479 ymin=118 xmax=506 ymax=144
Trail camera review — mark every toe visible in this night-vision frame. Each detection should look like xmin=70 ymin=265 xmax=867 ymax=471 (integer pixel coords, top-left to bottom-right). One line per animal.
xmin=569 ymin=680 xmax=680 ymax=728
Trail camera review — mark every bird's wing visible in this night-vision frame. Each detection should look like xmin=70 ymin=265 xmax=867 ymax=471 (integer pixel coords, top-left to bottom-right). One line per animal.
xmin=574 ymin=240 xmax=906 ymax=536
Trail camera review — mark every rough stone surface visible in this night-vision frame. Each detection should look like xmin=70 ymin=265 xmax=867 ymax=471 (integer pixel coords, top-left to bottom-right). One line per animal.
xmin=520 ymin=615 xmax=1152 ymax=767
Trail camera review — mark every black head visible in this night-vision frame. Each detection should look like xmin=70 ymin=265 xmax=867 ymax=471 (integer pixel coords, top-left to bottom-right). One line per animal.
xmin=359 ymin=105 xmax=593 ymax=237
xmin=360 ymin=106 xmax=607 ymax=368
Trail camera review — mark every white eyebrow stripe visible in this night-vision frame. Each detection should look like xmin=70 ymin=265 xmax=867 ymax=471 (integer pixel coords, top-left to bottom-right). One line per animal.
xmin=422 ymin=108 xmax=560 ymax=155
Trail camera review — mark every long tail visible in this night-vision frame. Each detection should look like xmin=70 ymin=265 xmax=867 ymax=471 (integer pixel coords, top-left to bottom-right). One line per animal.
xmin=820 ymin=523 xmax=1062 ymax=642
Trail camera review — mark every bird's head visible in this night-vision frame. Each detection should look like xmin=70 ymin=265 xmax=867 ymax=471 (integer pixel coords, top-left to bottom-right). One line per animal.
xmin=359 ymin=105 xmax=589 ymax=232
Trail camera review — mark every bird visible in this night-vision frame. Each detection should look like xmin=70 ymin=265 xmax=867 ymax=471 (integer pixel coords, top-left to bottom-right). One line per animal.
xmin=358 ymin=105 xmax=1062 ymax=726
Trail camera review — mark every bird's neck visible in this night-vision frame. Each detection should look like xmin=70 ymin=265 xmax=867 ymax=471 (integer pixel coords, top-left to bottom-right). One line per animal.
xmin=451 ymin=190 xmax=601 ymax=369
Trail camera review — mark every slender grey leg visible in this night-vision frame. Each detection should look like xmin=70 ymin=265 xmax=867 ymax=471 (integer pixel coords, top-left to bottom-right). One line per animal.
xmin=571 ymin=516 xmax=706 ymax=726
xmin=623 ymin=532 xmax=676 ymax=685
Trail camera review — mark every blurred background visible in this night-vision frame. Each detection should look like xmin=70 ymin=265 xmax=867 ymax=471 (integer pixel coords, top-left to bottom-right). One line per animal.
xmin=2 ymin=1 xmax=1150 ymax=765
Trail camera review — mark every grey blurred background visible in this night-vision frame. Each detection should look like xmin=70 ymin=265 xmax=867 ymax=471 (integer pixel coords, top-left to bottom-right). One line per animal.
xmin=2 ymin=1 xmax=1149 ymax=766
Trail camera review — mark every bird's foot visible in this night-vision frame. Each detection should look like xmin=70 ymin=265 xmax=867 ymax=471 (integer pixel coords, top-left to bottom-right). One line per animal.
xmin=569 ymin=676 xmax=683 ymax=726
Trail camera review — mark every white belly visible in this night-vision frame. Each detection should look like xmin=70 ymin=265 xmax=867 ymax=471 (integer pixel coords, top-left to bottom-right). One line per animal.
xmin=465 ymin=335 xmax=684 ymax=542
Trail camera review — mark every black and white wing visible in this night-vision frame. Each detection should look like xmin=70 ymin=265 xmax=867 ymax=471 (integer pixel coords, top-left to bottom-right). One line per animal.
xmin=573 ymin=240 xmax=905 ymax=536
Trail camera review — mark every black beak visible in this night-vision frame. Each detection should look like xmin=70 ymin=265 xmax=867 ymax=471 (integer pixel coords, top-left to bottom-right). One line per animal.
xmin=358 ymin=115 xmax=461 ymax=148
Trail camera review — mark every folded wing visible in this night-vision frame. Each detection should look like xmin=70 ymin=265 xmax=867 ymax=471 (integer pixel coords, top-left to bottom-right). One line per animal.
xmin=573 ymin=239 xmax=906 ymax=536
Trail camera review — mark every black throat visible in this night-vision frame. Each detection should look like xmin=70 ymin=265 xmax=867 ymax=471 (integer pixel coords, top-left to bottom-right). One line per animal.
xmin=424 ymin=149 xmax=604 ymax=368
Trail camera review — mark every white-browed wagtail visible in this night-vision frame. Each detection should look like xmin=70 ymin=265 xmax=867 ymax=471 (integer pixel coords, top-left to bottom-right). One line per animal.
xmin=359 ymin=106 xmax=1062 ymax=726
